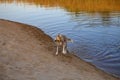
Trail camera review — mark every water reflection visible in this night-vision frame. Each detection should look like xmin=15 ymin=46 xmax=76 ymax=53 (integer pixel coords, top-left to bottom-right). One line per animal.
xmin=100 ymin=12 xmax=111 ymax=26
xmin=71 ymin=12 xmax=120 ymax=29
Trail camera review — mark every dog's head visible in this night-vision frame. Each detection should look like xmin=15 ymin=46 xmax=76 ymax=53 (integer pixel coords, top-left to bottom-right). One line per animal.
xmin=54 ymin=40 xmax=63 ymax=46
xmin=54 ymin=34 xmax=64 ymax=45
xmin=55 ymin=34 xmax=62 ymax=41
xmin=55 ymin=34 xmax=73 ymax=43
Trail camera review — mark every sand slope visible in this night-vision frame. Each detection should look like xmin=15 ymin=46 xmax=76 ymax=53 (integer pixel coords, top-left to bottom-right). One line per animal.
xmin=0 ymin=19 xmax=119 ymax=80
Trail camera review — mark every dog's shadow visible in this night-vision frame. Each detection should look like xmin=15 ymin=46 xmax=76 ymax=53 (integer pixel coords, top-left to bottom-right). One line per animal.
xmin=55 ymin=52 xmax=76 ymax=63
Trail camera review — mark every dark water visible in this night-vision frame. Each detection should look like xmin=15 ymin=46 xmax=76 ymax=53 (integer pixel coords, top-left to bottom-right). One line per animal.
xmin=0 ymin=0 xmax=120 ymax=78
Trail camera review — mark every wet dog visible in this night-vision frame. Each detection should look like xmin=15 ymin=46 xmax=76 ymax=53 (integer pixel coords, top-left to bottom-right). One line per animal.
xmin=54 ymin=34 xmax=73 ymax=55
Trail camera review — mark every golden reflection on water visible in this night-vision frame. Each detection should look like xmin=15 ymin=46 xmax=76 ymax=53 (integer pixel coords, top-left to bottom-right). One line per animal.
xmin=0 ymin=0 xmax=120 ymax=12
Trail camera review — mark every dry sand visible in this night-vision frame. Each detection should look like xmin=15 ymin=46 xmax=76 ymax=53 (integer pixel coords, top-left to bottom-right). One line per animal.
xmin=0 ymin=19 xmax=119 ymax=80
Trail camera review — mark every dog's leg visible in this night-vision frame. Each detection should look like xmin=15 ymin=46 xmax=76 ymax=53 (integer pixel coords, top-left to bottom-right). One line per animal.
xmin=62 ymin=44 xmax=67 ymax=54
xmin=56 ymin=46 xmax=59 ymax=55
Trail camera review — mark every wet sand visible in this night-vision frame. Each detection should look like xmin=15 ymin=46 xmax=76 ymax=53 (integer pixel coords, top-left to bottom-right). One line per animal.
xmin=0 ymin=19 xmax=119 ymax=80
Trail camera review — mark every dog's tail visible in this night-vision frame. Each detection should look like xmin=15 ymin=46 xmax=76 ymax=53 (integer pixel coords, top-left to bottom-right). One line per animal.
xmin=67 ymin=38 xmax=73 ymax=43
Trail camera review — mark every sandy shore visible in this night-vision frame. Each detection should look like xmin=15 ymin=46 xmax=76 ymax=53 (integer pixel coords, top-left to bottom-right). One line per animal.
xmin=0 ymin=19 xmax=119 ymax=80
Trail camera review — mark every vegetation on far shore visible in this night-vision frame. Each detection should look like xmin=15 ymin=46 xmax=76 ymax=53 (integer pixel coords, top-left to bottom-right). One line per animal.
xmin=0 ymin=0 xmax=120 ymax=12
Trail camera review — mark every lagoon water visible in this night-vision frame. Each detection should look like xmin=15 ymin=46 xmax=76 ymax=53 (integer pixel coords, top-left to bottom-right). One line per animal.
xmin=0 ymin=0 xmax=120 ymax=78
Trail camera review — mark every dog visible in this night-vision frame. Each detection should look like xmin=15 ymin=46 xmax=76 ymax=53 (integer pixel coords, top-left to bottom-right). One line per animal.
xmin=54 ymin=34 xmax=73 ymax=55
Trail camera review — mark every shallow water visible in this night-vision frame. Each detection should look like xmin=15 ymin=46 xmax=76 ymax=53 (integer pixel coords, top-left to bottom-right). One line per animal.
xmin=0 ymin=0 xmax=120 ymax=78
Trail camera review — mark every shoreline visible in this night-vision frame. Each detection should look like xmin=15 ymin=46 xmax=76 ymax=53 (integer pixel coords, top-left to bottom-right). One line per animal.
xmin=0 ymin=19 xmax=119 ymax=80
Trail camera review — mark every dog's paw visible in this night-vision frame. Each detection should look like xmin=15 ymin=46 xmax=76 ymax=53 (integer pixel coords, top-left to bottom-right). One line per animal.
xmin=62 ymin=50 xmax=67 ymax=54
xmin=55 ymin=52 xmax=58 ymax=55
